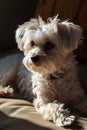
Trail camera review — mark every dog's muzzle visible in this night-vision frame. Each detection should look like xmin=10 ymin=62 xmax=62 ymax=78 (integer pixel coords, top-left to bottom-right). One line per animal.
xmin=31 ymin=55 xmax=40 ymax=63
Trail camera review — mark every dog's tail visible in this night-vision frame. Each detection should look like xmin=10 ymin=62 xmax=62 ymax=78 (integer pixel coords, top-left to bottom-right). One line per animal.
xmin=0 ymin=64 xmax=19 ymax=97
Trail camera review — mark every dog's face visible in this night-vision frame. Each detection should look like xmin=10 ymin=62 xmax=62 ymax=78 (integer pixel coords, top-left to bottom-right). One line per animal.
xmin=15 ymin=16 xmax=82 ymax=74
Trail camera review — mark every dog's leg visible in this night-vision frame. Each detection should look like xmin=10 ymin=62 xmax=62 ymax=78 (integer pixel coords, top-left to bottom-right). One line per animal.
xmin=34 ymin=99 xmax=75 ymax=127
xmin=0 ymin=65 xmax=18 ymax=97
xmin=0 ymin=85 xmax=14 ymax=97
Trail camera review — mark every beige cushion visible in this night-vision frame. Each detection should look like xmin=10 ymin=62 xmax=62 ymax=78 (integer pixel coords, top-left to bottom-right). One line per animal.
xmin=0 ymin=98 xmax=87 ymax=130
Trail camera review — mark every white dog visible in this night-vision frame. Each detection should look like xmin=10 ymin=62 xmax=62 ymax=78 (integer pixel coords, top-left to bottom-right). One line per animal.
xmin=0 ymin=15 xmax=86 ymax=127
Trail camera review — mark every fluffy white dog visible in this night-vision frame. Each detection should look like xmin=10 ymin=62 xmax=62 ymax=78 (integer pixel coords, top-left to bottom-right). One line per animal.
xmin=0 ymin=15 xmax=86 ymax=127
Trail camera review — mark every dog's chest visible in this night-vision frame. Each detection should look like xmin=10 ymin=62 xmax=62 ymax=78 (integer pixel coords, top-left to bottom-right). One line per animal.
xmin=31 ymin=73 xmax=70 ymax=103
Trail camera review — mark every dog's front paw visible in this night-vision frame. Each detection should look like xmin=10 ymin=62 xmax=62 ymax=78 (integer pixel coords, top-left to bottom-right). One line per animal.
xmin=0 ymin=85 xmax=14 ymax=97
xmin=53 ymin=104 xmax=75 ymax=127
xmin=55 ymin=115 xmax=75 ymax=127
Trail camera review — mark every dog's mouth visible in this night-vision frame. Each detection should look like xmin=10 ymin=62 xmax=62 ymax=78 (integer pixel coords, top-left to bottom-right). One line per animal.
xmin=23 ymin=55 xmax=57 ymax=75
xmin=23 ymin=56 xmax=43 ymax=71
xmin=32 ymin=61 xmax=41 ymax=66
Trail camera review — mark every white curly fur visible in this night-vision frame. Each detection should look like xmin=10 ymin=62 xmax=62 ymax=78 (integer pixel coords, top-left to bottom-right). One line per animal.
xmin=0 ymin=15 xmax=86 ymax=127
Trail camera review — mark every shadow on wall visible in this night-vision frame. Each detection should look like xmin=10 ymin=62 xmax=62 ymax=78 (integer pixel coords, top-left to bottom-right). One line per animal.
xmin=0 ymin=0 xmax=38 ymax=52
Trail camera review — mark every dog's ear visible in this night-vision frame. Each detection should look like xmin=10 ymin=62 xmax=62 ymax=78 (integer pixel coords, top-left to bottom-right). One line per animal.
xmin=57 ymin=21 xmax=82 ymax=53
xmin=15 ymin=18 xmax=39 ymax=51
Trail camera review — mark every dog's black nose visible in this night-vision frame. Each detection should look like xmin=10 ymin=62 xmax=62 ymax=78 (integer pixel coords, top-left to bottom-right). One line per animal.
xmin=31 ymin=55 xmax=40 ymax=63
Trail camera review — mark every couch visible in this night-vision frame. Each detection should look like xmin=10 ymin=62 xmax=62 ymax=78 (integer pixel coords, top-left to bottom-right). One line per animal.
xmin=0 ymin=97 xmax=87 ymax=130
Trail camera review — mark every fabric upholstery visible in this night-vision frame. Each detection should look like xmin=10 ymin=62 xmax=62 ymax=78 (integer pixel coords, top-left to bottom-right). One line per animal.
xmin=0 ymin=98 xmax=87 ymax=130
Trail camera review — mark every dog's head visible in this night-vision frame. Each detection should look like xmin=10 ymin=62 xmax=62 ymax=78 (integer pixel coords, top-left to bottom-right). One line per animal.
xmin=15 ymin=15 xmax=82 ymax=74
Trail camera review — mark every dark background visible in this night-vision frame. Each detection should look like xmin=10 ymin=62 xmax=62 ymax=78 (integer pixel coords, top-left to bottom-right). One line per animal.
xmin=0 ymin=0 xmax=38 ymax=52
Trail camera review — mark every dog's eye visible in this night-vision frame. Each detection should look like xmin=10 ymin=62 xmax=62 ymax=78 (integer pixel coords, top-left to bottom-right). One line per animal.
xmin=44 ymin=41 xmax=54 ymax=51
xmin=31 ymin=41 xmax=35 ymax=47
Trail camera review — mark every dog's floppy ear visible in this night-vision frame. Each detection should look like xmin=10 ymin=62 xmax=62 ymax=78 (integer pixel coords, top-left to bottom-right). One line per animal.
xmin=57 ymin=21 xmax=82 ymax=53
xmin=15 ymin=19 xmax=39 ymax=51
